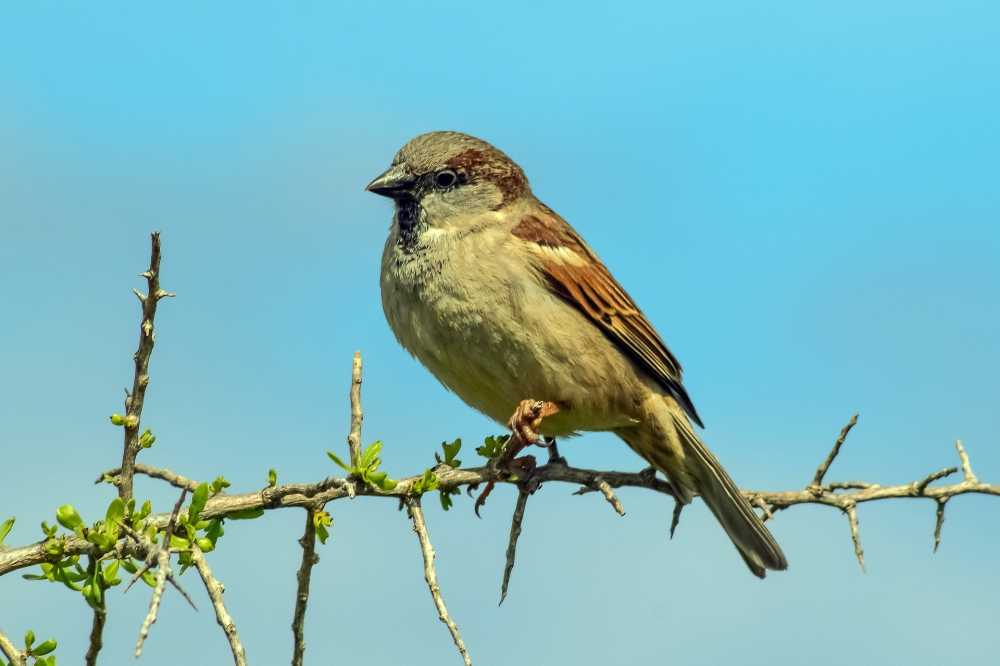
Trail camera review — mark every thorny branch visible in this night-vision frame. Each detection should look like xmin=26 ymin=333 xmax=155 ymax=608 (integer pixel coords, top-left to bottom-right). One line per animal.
xmin=118 ymin=231 xmax=175 ymax=502
xmin=3 ymin=235 xmax=1000 ymax=666
xmin=84 ymin=608 xmax=106 ymax=666
xmin=348 ymin=351 xmax=364 ymax=468
xmin=0 ymin=628 xmax=25 ymax=666
xmin=134 ymin=488 xmax=188 ymax=658
xmin=291 ymin=507 xmax=320 ymax=666
xmin=500 ymin=487 xmax=530 ymax=605
xmin=405 ymin=497 xmax=472 ymax=666
xmin=191 ymin=543 xmax=247 ymax=666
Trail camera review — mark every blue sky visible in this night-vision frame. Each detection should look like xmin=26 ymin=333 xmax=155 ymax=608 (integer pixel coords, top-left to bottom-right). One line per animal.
xmin=1 ymin=1 xmax=998 ymax=664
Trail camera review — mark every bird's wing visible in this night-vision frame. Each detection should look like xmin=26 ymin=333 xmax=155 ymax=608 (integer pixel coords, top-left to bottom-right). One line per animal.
xmin=511 ymin=205 xmax=703 ymax=427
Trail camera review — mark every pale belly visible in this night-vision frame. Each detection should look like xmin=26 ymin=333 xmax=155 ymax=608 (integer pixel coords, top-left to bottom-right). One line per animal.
xmin=381 ymin=229 xmax=643 ymax=436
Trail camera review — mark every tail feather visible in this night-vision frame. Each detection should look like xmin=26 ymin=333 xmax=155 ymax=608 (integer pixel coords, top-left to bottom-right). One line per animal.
xmin=670 ymin=413 xmax=788 ymax=578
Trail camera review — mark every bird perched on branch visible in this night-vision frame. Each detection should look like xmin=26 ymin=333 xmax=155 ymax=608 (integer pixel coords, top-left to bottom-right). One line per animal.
xmin=367 ymin=131 xmax=787 ymax=577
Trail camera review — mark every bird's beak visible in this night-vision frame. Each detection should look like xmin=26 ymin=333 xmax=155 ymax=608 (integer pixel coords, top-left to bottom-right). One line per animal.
xmin=365 ymin=164 xmax=417 ymax=198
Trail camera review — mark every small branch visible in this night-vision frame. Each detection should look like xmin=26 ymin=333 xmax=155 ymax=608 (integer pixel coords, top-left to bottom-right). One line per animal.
xmin=291 ymin=507 xmax=319 ymax=666
xmin=118 ymin=232 xmax=173 ymax=501
xmin=844 ymin=502 xmax=865 ymax=572
xmin=85 ymin=607 xmax=107 ymax=666
xmin=810 ymin=413 xmax=859 ymax=489
xmin=933 ymin=498 xmax=948 ymax=553
xmin=914 ymin=467 xmax=957 ymax=494
xmin=0 ymin=628 xmax=25 ymax=666
xmin=347 ymin=351 xmax=363 ymax=468
xmin=955 ymin=440 xmax=977 ymax=481
xmin=500 ymin=487 xmax=530 ymax=605
xmin=191 ymin=544 xmax=247 ymax=666
xmin=96 ymin=463 xmax=199 ymax=492
xmin=573 ymin=476 xmax=626 ymax=516
xmin=405 ymin=497 xmax=472 ymax=666
xmin=135 ymin=488 xmax=186 ymax=658
xmin=134 ymin=544 xmax=170 ymax=657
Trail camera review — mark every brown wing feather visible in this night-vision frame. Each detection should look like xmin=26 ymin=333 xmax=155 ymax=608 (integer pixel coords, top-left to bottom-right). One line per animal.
xmin=512 ymin=209 xmax=704 ymax=427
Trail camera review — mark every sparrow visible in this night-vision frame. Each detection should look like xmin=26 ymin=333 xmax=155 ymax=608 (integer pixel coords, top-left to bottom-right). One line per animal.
xmin=367 ymin=131 xmax=787 ymax=577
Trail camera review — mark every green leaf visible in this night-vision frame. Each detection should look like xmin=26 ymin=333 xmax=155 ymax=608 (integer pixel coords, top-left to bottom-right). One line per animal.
xmin=196 ymin=537 xmax=215 ymax=552
xmin=210 ymin=476 xmax=231 ymax=495
xmin=360 ymin=441 xmax=383 ymax=470
xmin=141 ymin=570 xmax=157 ymax=588
xmin=102 ymin=560 xmax=121 ymax=587
xmin=412 ymin=469 xmax=440 ymax=494
xmin=315 ymin=522 xmax=329 ymax=544
xmin=189 ymin=483 xmax=209 ymax=524
xmin=267 ymin=469 xmax=277 ymax=487
xmin=43 ymin=539 xmax=63 ymax=557
xmin=24 ymin=630 xmax=35 ymax=649
xmin=441 ymin=438 xmax=462 ymax=467
xmin=326 ymin=451 xmax=350 ymax=472
xmin=204 ymin=519 xmax=224 ymax=546
xmin=476 ymin=434 xmax=509 ymax=459
xmin=109 ymin=413 xmax=125 ymax=426
xmin=226 ymin=508 xmax=264 ymax=520
xmin=33 ymin=639 xmax=57 ymax=656
xmin=138 ymin=428 xmax=156 ymax=448
xmin=120 ymin=559 xmax=138 ymax=574
xmin=105 ymin=498 xmax=124 ymax=527
xmin=313 ymin=510 xmax=332 ymax=544
xmin=55 ymin=505 xmax=83 ymax=532
xmin=0 ymin=517 xmax=13 ymax=545
xmin=439 ymin=490 xmax=455 ymax=511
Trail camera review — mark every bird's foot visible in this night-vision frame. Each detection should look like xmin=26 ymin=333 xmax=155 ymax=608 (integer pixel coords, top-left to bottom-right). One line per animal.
xmin=639 ymin=466 xmax=658 ymax=482
xmin=474 ymin=400 xmax=561 ymax=516
xmin=507 ymin=399 xmax=561 ymax=446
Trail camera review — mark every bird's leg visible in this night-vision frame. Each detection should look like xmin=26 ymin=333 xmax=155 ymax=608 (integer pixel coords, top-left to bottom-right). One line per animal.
xmin=474 ymin=399 xmax=561 ymax=515
xmin=539 ymin=437 xmax=567 ymax=466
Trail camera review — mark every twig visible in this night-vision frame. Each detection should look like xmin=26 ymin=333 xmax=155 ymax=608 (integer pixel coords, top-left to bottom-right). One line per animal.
xmin=844 ymin=502 xmax=865 ymax=572
xmin=96 ymin=463 xmax=198 ymax=492
xmin=573 ymin=476 xmax=626 ymax=516
xmin=134 ymin=544 xmax=170 ymax=657
xmin=135 ymin=488 xmax=187 ymax=658
xmin=405 ymin=497 xmax=472 ymax=666
xmin=118 ymin=232 xmax=174 ymax=501
xmin=955 ymin=440 xmax=977 ymax=481
xmin=191 ymin=543 xmax=247 ymax=666
xmin=933 ymin=499 xmax=947 ymax=553
xmin=348 ymin=352 xmax=363 ymax=468
xmin=0 ymin=628 xmax=25 ymax=666
xmin=500 ymin=487 xmax=530 ymax=605
xmin=5 ymin=436 xmax=998 ymax=579
xmin=85 ymin=607 xmax=107 ymax=666
xmin=810 ymin=413 xmax=859 ymax=489
xmin=291 ymin=507 xmax=319 ymax=666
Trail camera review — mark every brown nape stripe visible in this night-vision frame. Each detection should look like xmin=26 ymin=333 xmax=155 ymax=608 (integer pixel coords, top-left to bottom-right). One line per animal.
xmin=446 ymin=148 xmax=528 ymax=204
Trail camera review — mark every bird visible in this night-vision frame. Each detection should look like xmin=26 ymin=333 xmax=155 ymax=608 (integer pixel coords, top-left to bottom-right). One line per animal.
xmin=367 ymin=131 xmax=787 ymax=578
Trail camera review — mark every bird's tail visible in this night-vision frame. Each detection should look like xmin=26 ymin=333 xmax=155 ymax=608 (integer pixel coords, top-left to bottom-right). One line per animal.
xmin=668 ymin=411 xmax=787 ymax=577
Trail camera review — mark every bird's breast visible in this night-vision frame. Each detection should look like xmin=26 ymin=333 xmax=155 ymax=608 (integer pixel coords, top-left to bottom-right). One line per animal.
xmin=379 ymin=223 xmax=644 ymax=433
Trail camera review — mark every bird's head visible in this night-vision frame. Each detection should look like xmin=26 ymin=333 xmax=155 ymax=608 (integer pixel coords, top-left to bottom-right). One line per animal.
xmin=366 ymin=131 xmax=529 ymax=232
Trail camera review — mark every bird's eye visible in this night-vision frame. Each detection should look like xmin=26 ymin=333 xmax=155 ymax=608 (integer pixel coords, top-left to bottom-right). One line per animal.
xmin=434 ymin=169 xmax=458 ymax=190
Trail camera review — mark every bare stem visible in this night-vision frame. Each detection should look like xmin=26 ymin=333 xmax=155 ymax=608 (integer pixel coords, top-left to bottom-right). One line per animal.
xmin=0 ymin=628 xmax=25 ymax=666
xmin=348 ymin=351 xmax=363 ymax=468
xmin=191 ymin=544 xmax=247 ymax=666
xmin=500 ymin=487 xmax=530 ymax=605
xmin=405 ymin=497 xmax=472 ymax=666
xmin=291 ymin=507 xmax=319 ymax=666
xmin=85 ymin=607 xmax=107 ymax=666
xmin=811 ymin=413 xmax=859 ymax=488
xmin=118 ymin=231 xmax=174 ymax=501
